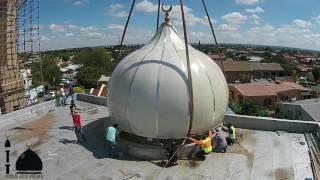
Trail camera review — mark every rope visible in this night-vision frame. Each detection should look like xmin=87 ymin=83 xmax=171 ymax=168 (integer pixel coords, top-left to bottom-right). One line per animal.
xmin=201 ymin=0 xmax=226 ymax=75
xmin=156 ymin=0 xmax=161 ymax=32
xmin=116 ymin=0 xmax=136 ymax=64
xmin=163 ymin=138 xmax=187 ymax=168
xmin=180 ymin=0 xmax=194 ymax=139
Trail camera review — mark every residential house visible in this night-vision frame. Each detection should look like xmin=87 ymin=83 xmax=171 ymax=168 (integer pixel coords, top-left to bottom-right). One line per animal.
xmin=282 ymin=54 xmax=296 ymax=62
xmin=60 ymin=64 xmax=81 ymax=77
xmin=229 ymin=81 xmax=312 ymax=108
xmin=249 ymin=63 xmax=285 ymax=79
xmin=217 ymin=60 xmax=252 ymax=83
xmin=229 ymin=83 xmax=278 ymax=108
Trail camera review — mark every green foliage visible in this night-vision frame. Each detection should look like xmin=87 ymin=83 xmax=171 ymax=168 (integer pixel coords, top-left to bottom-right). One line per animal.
xmin=31 ymin=56 xmax=62 ymax=87
xmin=312 ymin=68 xmax=320 ymax=81
xmin=73 ymin=86 xmax=85 ymax=93
xmin=74 ymin=48 xmax=115 ymax=88
xmin=229 ymin=102 xmax=268 ymax=117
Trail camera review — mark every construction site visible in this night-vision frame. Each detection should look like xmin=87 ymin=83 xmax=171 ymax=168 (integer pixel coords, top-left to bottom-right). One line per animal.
xmin=0 ymin=0 xmax=319 ymax=179
xmin=0 ymin=0 xmax=40 ymax=114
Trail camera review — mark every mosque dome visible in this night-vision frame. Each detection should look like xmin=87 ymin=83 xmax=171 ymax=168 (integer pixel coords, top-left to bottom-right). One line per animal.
xmin=16 ymin=148 xmax=43 ymax=172
xmin=108 ymin=21 xmax=228 ymax=139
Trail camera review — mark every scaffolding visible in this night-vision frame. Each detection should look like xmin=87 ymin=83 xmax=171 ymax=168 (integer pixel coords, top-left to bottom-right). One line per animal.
xmin=0 ymin=0 xmax=40 ymax=114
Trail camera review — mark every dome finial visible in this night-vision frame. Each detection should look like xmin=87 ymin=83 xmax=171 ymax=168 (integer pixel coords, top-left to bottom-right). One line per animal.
xmin=161 ymin=4 xmax=172 ymax=23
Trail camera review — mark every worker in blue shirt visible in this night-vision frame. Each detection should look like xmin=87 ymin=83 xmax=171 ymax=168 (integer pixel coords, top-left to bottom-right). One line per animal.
xmin=105 ymin=123 xmax=118 ymax=158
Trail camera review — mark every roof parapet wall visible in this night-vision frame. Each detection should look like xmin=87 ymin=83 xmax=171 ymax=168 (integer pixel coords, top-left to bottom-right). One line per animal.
xmin=225 ymin=114 xmax=320 ymax=133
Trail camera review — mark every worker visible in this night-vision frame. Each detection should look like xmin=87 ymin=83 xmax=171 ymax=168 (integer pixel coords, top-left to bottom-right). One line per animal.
xmin=213 ymin=127 xmax=227 ymax=153
xmin=72 ymin=112 xmax=86 ymax=144
xmin=187 ymin=130 xmax=213 ymax=161
xmin=226 ymin=124 xmax=236 ymax=146
xmin=105 ymin=123 xmax=118 ymax=158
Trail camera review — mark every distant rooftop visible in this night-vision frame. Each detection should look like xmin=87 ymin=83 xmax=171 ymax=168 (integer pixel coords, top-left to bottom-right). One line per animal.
xmin=230 ymin=81 xmax=311 ymax=97
xmin=249 ymin=62 xmax=284 ymax=71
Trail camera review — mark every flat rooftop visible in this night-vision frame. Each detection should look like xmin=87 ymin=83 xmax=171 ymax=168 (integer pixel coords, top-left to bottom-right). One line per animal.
xmin=0 ymin=101 xmax=314 ymax=179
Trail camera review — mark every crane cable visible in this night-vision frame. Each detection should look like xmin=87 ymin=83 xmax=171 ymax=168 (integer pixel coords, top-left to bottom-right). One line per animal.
xmin=116 ymin=0 xmax=136 ymax=64
xmin=163 ymin=0 xmax=195 ymax=169
xmin=201 ymin=0 xmax=226 ymax=75
xmin=156 ymin=0 xmax=161 ymax=32
xmin=180 ymin=0 xmax=194 ymax=140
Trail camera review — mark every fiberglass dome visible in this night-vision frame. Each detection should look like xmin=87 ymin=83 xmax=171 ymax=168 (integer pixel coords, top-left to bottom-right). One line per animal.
xmin=108 ymin=21 xmax=228 ymax=139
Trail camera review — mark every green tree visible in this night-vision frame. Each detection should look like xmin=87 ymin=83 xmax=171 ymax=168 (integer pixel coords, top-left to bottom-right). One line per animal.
xmin=31 ymin=57 xmax=62 ymax=87
xmin=229 ymin=101 xmax=268 ymax=117
xmin=74 ymin=48 xmax=115 ymax=88
xmin=312 ymin=68 xmax=320 ymax=81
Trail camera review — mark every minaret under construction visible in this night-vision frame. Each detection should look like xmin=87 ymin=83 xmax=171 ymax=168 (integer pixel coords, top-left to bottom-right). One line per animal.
xmin=0 ymin=0 xmax=26 ymax=114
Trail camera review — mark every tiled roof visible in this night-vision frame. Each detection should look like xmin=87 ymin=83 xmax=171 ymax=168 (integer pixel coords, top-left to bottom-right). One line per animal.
xmin=267 ymin=82 xmax=310 ymax=93
xmin=229 ymin=83 xmax=277 ymax=96
xmin=230 ymin=82 xmax=310 ymax=97
xmin=250 ymin=63 xmax=284 ymax=71
xmin=218 ymin=60 xmax=252 ymax=72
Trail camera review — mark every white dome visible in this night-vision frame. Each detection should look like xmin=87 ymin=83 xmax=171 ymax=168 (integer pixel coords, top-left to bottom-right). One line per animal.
xmin=108 ymin=22 xmax=228 ymax=139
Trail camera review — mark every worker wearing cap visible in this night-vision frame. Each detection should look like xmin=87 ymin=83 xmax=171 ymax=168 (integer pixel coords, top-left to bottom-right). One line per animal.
xmin=188 ymin=130 xmax=213 ymax=160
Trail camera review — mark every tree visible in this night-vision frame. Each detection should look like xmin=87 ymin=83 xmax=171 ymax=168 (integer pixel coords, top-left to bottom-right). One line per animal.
xmin=229 ymin=102 xmax=268 ymax=117
xmin=31 ymin=56 xmax=62 ymax=87
xmin=312 ymin=68 xmax=320 ymax=81
xmin=74 ymin=48 xmax=115 ymax=88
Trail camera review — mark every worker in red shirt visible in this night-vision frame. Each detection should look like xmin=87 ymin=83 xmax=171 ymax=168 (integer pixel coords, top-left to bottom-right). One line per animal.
xmin=72 ymin=112 xmax=86 ymax=144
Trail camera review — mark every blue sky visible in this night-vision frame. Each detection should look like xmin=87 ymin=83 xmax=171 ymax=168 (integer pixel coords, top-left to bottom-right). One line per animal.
xmin=40 ymin=0 xmax=320 ymax=50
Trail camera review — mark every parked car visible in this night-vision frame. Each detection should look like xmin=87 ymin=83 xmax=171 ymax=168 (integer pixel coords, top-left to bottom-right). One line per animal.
xmin=43 ymin=91 xmax=56 ymax=101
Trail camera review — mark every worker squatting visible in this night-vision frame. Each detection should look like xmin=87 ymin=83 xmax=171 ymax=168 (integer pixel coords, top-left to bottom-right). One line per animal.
xmin=105 ymin=123 xmax=236 ymax=167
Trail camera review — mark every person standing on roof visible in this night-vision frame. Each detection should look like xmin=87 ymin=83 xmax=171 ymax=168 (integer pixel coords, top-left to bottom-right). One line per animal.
xmin=188 ymin=130 xmax=213 ymax=161
xmin=72 ymin=112 xmax=86 ymax=144
xmin=105 ymin=123 xmax=118 ymax=158
xmin=68 ymin=85 xmax=74 ymax=101
xmin=60 ymin=86 xmax=66 ymax=106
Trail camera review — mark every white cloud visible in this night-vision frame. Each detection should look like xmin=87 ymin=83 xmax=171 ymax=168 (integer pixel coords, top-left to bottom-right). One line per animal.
xmin=80 ymin=26 xmax=97 ymax=33
xmin=65 ymin=33 xmax=75 ymax=37
xmin=107 ymin=3 xmax=128 ymax=18
xmin=249 ymin=25 xmax=275 ymax=33
xmin=218 ymin=24 xmax=238 ymax=32
xmin=107 ymin=24 xmax=124 ymax=30
xmin=235 ymin=0 xmax=261 ymax=5
xmin=245 ymin=6 xmax=264 ymax=13
xmin=72 ymin=0 xmax=89 ymax=6
xmin=49 ymin=24 xmax=66 ymax=32
xmin=67 ymin=24 xmax=78 ymax=30
xmin=222 ymin=12 xmax=248 ymax=25
xmin=136 ymin=0 xmax=157 ymax=13
xmin=249 ymin=14 xmax=260 ymax=25
xmin=250 ymin=14 xmax=260 ymax=19
xmin=86 ymin=32 xmax=103 ymax=37
xmin=134 ymin=1 xmax=211 ymax=27
xmin=293 ymin=19 xmax=312 ymax=29
xmin=312 ymin=15 xmax=320 ymax=24
xmin=40 ymin=36 xmax=50 ymax=41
